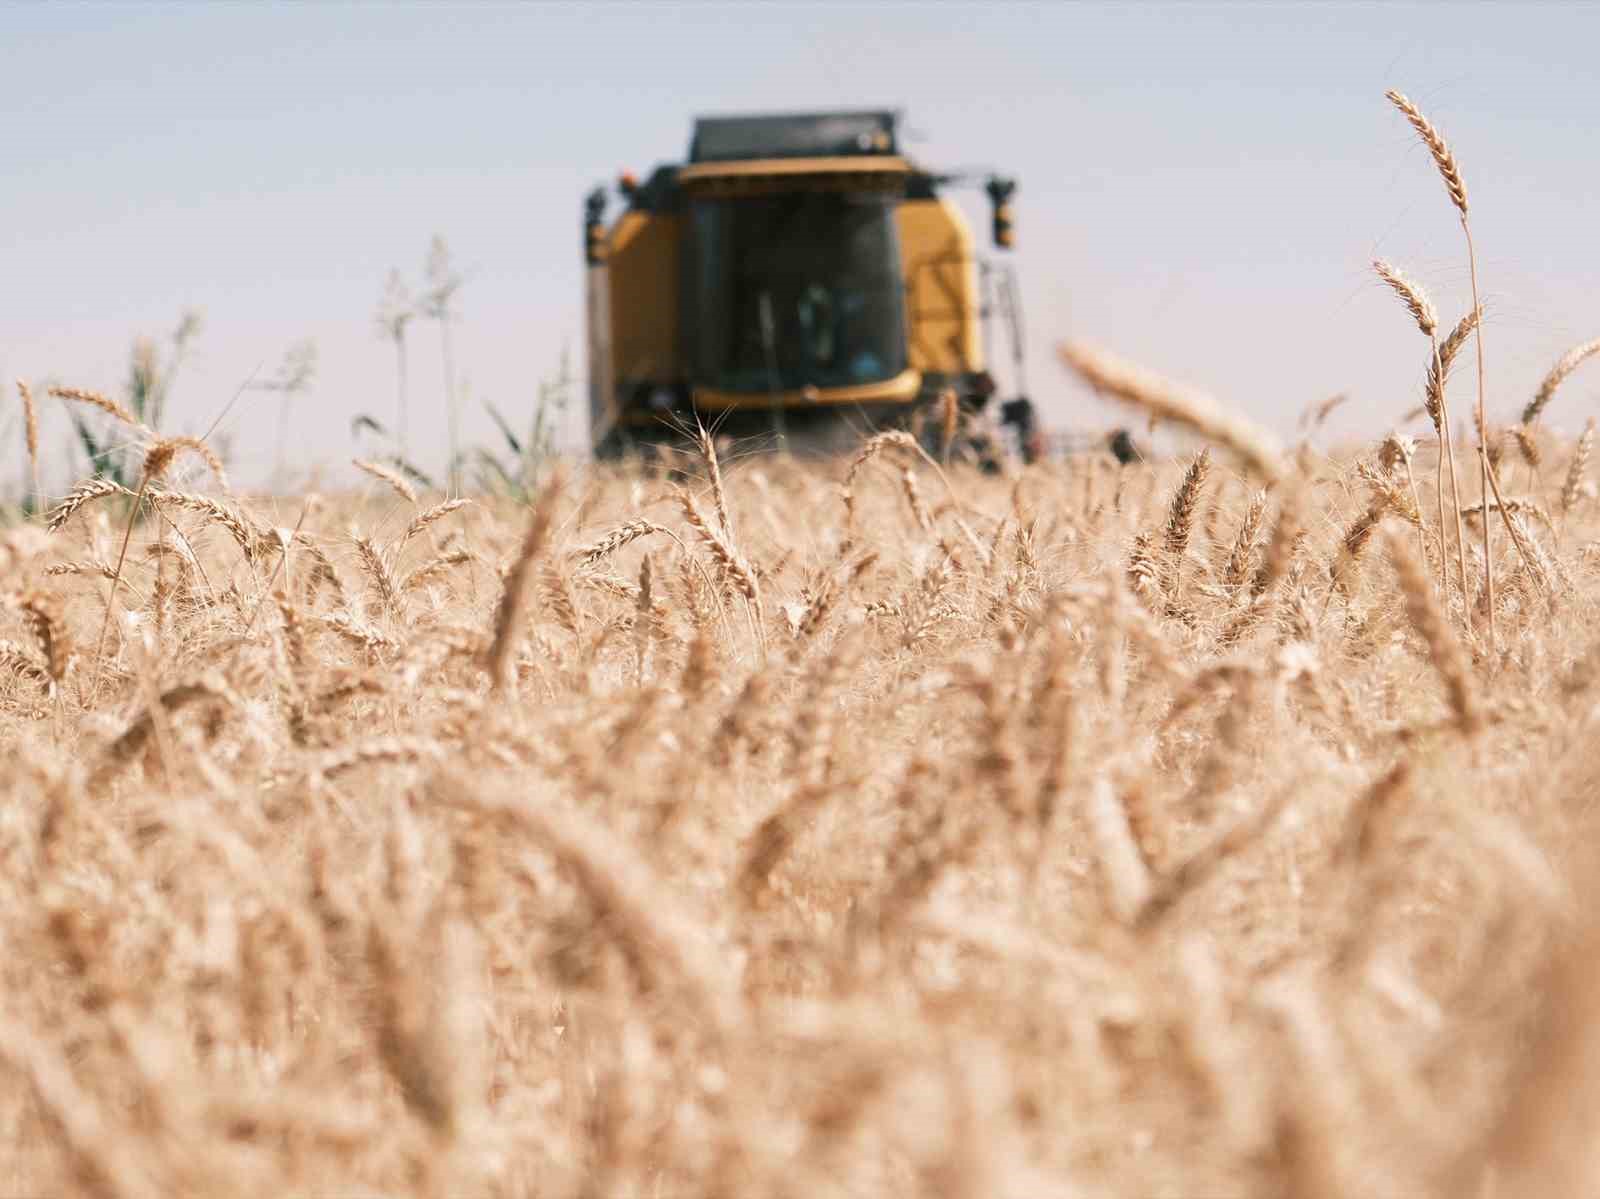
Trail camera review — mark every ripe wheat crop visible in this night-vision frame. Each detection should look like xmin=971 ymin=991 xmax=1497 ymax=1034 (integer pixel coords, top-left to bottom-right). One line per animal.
xmin=5 ymin=88 xmax=1600 ymax=1198
xmin=2 ymin=414 xmax=1599 ymax=1197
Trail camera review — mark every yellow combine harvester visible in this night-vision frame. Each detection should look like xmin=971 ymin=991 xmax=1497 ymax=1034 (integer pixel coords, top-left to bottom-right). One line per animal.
xmin=584 ymin=109 xmax=1038 ymax=462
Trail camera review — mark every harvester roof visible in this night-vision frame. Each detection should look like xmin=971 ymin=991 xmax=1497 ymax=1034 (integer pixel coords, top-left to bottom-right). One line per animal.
xmin=689 ymin=110 xmax=899 ymax=164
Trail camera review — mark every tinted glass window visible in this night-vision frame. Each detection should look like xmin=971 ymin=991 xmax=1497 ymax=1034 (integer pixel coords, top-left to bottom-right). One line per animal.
xmin=690 ymin=192 xmax=906 ymax=393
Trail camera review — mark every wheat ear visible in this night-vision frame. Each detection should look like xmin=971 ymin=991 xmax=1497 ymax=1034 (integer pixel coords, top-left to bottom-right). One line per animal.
xmin=1372 ymin=259 xmax=1438 ymax=337
xmin=47 ymin=385 xmax=148 ymax=434
xmin=142 ymin=435 xmax=229 ymax=491
xmin=485 ymin=472 xmax=563 ymax=695
xmin=1058 ymin=341 xmax=1285 ymax=483
xmin=1561 ymin=420 xmax=1594 ymax=518
xmin=1523 ymin=338 xmax=1600 ymax=427
xmin=1384 ymin=90 xmax=1468 ymax=216
xmin=354 ymin=458 xmax=418 ymax=503
xmin=695 ymin=422 xmax=733 ymax=538
xmin=399 ymin=498 xmax=470 ymax=546
xmin=44 ymin=478 xmax=127 ymax=533
xmin=1164 ymin=448 xmax=1211 ymax=559
xmin=1372 ymin=261 xmax=1446 ymax=587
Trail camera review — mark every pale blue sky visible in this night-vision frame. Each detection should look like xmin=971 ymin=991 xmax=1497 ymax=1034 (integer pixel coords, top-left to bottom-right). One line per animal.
xmin=4 ymin=2 xmax=1598 ymax=491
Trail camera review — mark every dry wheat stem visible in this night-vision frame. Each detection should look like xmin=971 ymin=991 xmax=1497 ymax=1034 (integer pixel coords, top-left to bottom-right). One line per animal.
xmin=1477 ymin=450 xmax=1545 ymax=592
xmin=1429 ymin=314 xmax=1478 ymax=616
xmin=1463 ymin=220 xmax=1495 ymax=647
xmin=1398 ymin=452 xmax=1433 ymax=574
xmin=17 ymin=379 xmax=40 ymax=510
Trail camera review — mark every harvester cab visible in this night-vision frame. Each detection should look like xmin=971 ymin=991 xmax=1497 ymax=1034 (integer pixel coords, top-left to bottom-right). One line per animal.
xmin=584 ymin=109 xmax=1037 ymax=463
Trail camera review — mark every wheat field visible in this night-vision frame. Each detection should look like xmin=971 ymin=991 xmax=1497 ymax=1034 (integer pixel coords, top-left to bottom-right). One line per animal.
xmin=5 ymin=90 xmax=1600 ymax=1198
xmin=1 ymin=398 xmax=1598 ymax=1198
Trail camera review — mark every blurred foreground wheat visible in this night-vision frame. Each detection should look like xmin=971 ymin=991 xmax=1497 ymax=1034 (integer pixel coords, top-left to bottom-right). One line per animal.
xmin=2 ymin=405 xmax=1599 ymax=1197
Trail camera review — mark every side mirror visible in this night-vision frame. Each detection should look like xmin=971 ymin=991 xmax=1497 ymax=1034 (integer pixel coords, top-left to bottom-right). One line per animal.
xmin=985 ymin=176 xmax=1017 ymax=249
xmin=584 ymin=187 xmax=607 ymax=265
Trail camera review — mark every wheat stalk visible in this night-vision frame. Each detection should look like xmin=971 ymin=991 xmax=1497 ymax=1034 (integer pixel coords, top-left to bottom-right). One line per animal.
xmin=1386 ymin=89 xmax=1497 ymax=643
xmin=17 ymin=379 xmax=40 ymax=512
xmin=1427 ymin=307 xmax=1482 ymax=613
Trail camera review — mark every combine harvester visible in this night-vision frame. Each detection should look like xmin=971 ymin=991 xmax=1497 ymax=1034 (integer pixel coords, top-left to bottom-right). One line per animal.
xmin=583 ymin=109 xmax=1039 ymax=464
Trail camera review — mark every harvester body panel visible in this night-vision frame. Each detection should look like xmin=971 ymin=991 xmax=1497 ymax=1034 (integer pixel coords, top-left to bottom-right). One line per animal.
xmin=602 ymin=210 xmax=681 ymax=435
xmin=898 ymin=196 xmax=984 ymax=377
